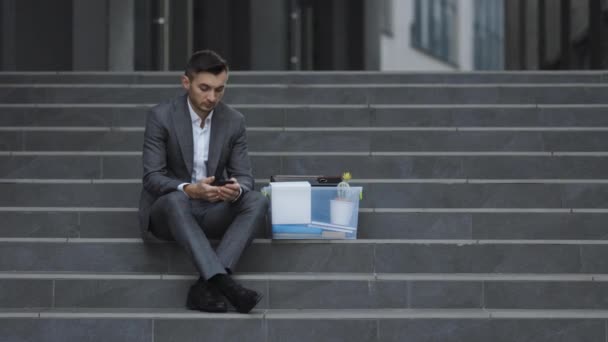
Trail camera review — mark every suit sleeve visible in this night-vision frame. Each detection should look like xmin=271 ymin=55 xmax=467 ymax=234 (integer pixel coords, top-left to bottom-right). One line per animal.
xmin=226 ymin=118 xmax=254 ymax=193
xmin=142 ymin=108 xmax=182 ymax=196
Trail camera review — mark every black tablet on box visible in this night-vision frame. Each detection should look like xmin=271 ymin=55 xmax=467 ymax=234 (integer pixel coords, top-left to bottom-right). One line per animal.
xmin=270 ymin=175 xmax=342 ymax=186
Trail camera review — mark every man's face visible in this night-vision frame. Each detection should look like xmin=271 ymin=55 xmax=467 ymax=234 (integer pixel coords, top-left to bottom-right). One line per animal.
xmin=181 ymin=70 xmax=228 ymax=115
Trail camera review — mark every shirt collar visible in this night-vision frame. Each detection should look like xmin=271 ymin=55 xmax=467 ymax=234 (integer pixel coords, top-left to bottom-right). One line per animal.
xmin=186 ymin=97 xmax=214 ymax=125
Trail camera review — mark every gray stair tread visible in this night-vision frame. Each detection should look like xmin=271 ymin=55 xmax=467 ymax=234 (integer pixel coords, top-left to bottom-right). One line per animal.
xmin=8 ymin=271 xmax=608 ymax=310
xmin=2 ymin=70 xmax=608 ymax=84
xmin=4 ymin=206 xmax=602 ymax=212
xmin=2 ymin=84 xmax=608 ymax=104
xmin=3 ymin=182 xmax=608 ymax=209
xmin=1 ymin=309 xmax=605 ymax=342
xmin=4 ymin=104 xmax=608 ymax=130
xmin=7 ymin=154 xmax=608 ymax=180
xmin=6 ymin=129 xmax=608 ymax=152
xmin=0 ymin=237 xmax=607 ymax=244
xmin=1 ymin=240 xmax=607 ymax=274
xmin=6 ymin=178 xmax=608 ymax=183
xmin=8 ymin=151 xmax=608 ymax=156
xmin=2 ymin=307 xmax=608 ymax=319
xmin=3 ymin=71 xmax=608 ymax=341
xmin=3 ymin=208 xmax=608 ymax=240
xmin=1 ymin=271 xmax=606 ymax=281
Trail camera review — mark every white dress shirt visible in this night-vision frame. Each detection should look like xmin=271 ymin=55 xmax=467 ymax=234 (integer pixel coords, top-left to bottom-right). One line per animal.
xmin=178 ymin=98 xmax=242 ymax=201
xmin=177 ymin=98 xmax=213 ymax=192
xmin=189 ymin=98 xmax=213 ymax=183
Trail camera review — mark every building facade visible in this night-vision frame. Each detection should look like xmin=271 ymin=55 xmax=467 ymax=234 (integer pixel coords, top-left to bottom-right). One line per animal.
xmin=0 ymin=0 xmax=384 ymax=71
xmin=380 ymin=0 xmax=504 ymax=71
xmin=504 ymin=0 xmax=608 ymax=70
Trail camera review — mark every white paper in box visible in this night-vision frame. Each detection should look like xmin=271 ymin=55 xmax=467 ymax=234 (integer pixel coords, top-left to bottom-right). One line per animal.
xmin=270 ymin=182 xmax=311 ymax=224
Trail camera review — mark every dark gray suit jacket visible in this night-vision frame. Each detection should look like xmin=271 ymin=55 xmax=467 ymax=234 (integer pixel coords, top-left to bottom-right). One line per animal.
xmin=138 ymin=94 xmax=254 ymax=240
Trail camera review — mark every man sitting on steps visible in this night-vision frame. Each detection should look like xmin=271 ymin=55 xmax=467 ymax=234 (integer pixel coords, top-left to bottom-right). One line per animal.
xmin=138 ymin=49 xmax=268 ymax=313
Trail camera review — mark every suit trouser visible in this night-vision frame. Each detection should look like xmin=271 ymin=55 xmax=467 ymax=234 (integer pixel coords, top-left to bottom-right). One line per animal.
xmin=149 ymin=190 xmax=268 ymax=280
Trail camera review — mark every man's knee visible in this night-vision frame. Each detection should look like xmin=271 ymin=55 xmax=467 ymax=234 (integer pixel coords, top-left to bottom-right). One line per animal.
xmin=240 ymin=191 xmax=268 ymax=212
xmin=153 ymin=191 xmax=190 ymax=214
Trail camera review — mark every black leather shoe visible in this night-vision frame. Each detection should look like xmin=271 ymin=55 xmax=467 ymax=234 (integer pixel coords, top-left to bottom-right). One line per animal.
xmin=211 ymin=274 xmax=262 ymax=314
xmin=186 ymin=280 xmax=228 ymax=313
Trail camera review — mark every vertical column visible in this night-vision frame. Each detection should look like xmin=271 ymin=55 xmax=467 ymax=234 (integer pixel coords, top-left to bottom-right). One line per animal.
xmin=194 ymin=0 xmax=251 ymax=70
xmin=313 ymin=0 xmax=335 ymax=70
xmin=1 ymin=0 xmax=16 ymax=70
xmin=518 ymin=0 xmax=527 ymax=69
xmin=16 ymin=0 xmax=72 ymax=70
xmin=504 ymin=0 xmax=519 ymax=69
xmin=108 ymin=0 xmax=135 ymax=71
xmin=287 ymin=0 xmax=301 ymax=70
xmin=429 ymin=0 xmax=436 ymax=53
xmin=498 ymin=0 xmax=505 ymax=68
xmin=250 ymin=0 xmax=287 ymax=70
xmin=364 ymin=0 xmax=380 ymax=70
xmin=331 ymin=0 xmax=347 ymax=69
xmin=160 ymin=0 xmax=170 ymax=71
xmin=134 ymin=0 xmax=155 ymax=70
xmin=589 ymin=0 xmax=602 ymax=69
xmin=537 ymin=0 xmax=546 ymax=68
xmin=560 ymin=0 xmax=571 ymax=68
xmin=169 ymin=0 xmax=193 ymax=70
xmin=460 ymin=0 xmax=474 ymax=71
xmin=73 ymin=0 xmax=108 ymax=70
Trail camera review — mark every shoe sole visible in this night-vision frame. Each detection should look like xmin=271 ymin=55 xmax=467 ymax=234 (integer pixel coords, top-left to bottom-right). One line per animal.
xmin=186 ymin=302 xmax=228 ymax=313
xmin=235 ymin=293 xmax=263 ymax=314
xmin=186 ymin=292 xmax=228 ymax=313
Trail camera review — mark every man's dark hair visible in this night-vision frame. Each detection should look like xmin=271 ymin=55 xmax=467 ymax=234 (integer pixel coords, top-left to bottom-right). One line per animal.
xmin=185 ymin=50 xmax=229 ymax=79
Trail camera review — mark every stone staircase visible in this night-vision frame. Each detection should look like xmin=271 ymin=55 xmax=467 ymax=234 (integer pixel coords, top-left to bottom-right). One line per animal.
xmin=1 ymin=71 xmax=608 ymax=341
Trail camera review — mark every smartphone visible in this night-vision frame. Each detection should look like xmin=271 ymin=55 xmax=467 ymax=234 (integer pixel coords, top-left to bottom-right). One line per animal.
xmin=212 ymin=179 xmax=235 ymax=186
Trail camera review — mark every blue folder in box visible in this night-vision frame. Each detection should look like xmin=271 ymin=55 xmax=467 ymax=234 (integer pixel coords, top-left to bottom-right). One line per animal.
xmin=272 ymin=225 xmax=322 ymax=235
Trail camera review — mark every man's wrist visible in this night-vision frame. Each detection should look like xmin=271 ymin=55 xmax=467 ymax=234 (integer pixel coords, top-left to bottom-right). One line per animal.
xmin=231 ymin=187 xmax=243 ymax=203
xmin=178 ymin=183 xmax=191 ymax=198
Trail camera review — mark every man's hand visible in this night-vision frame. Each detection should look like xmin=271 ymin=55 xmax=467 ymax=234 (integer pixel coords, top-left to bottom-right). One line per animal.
xmin=217 ymin=177 xmax=241 ymax=202
xmin=184 ymin=176 xmax=222 ymax=202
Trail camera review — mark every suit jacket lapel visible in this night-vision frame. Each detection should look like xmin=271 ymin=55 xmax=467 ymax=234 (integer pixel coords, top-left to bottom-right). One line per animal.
xmin=207 ymin=102 xmax=227 ymax=178
xmin=172 ymin=95 xmax=194 ymax=176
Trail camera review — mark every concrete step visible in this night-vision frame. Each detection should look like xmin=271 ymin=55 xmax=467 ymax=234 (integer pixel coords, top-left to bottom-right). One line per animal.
xmin=3 ymin=208 xmax=608 ymax=240
xmin=4 ymin=104 xmax=608 ymax=128
xmin=3 ymin=72 xmax=608 ymax=342
xmin=1 ymin=181 xmax=607 ymax=208
xmin=5 ymin=154 xmax=608 ymax=180
xmin=2 ymin=209 xmax=608 ymax=240
xmin=5 ymin=129 xmax=608 ymax=152
xmin=0 ymin=240 xmax=606 ymax=274
xmin=1 ymin=71 xmax=608 ymax=84
xmin=3 ymin=272 xmax=608 ymax=310
xmin=0 ymin=308 xmax=606 ymax=342
xmin=2 ymin=84 xmax=608 ymax=104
